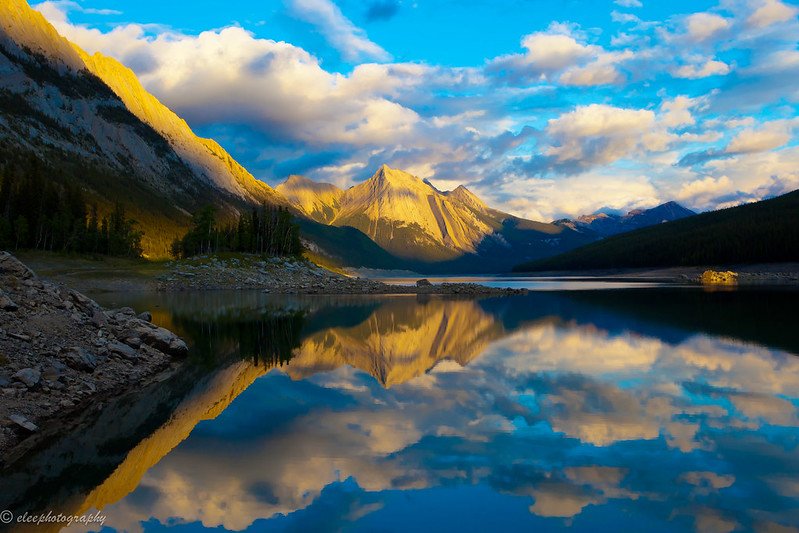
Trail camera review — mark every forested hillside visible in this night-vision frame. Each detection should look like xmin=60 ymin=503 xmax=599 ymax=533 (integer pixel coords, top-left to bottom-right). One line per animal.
xmin=514 ymin=190 xmax=799 ymax=272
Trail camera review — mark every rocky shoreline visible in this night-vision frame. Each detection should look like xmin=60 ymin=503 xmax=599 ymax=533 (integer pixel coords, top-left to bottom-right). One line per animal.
xmin=157 ymin=255 xmax=528 ymax=296
xmin=0 ymin=252 xmax=188 ymax=463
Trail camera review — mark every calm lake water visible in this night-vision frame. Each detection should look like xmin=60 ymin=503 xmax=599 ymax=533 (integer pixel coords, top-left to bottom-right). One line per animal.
xmin=2 ymin=285 xmax=799 ymax=532
xmin=375 ymin=275 xmax=675 ymax=291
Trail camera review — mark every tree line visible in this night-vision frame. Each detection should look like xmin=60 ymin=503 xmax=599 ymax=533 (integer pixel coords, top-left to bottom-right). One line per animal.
xmin=171 ymin=204 xmax=302 ymax=258
xmin=0 ymin=157 xmax=143 ymax=257
xmin=514 ymin=189 xmax=799 ymax=272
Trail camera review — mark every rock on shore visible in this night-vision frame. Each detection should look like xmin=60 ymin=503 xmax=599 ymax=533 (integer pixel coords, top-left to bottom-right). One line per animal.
xmin=157 ymin=255 xmax=527 ymax=296
xmin=0 ymin=252 xmax=187 ymax=461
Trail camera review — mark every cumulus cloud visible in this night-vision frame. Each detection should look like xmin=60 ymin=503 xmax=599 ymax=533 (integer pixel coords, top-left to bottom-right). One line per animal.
xmin=725 ymin=121 xmax=793 ymax=153
xmin=540 ymin=103 xmax=677 ymax=171
xmin=746 ymin=0 xmax=799 ymax=28
xmin=672 ymin=59 xmax=731 ymax=79
xmin=287 ymin=0 xmax=390 ymax=61
xmin=485 ymin=171 xmax=660 ymax=221
xmin=684 ymin=12 xmax=732 ymax=42
xmin=488 ymin=23 xmax=629 ymax=86
xmin=677 ymin=175 xmax=734 ymax=204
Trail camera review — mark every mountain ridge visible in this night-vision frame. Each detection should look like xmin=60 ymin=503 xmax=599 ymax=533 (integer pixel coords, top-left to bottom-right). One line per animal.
xmin=278 ymin=165 xmax=595 ymax=269
xmin=556 ymin=201 xmax=697 ymax=237
xmin=75 ymin=49 xmax=284 ymax=206
xmin=515 ymin=190 xmax=799 ymax=272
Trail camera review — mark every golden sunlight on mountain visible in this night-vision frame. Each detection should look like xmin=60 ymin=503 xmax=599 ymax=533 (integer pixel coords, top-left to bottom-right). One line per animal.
xmin=276 ymin=175 xmax=345 ymax=224
xmin=285 ymin=296 xmax=506 ymax=386
xmin=75 ymin=49 xmax=284 ymax=206
xmin=0 ymin=0 xmax=84 ymax=71
xmin=73 ymin=361 xmax=268 ymax=519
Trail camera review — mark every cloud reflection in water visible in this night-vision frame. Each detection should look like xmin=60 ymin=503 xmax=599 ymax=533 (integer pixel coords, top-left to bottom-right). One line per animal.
xmin=77 ymin=292 xmax=799 ymax=532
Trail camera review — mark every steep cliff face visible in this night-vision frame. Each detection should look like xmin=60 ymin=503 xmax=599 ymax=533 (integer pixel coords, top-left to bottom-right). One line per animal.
xmin=0 ymin=0 xmax=83 ymax=71
xmin=331 ymin=165 xmax=496 ymax=260
xmin=77 ymin=50 xmax=284 ymax=206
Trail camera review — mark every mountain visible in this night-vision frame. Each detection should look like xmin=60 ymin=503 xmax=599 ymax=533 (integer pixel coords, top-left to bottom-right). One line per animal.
xmin=276 ymin=175 xmax=344 ymax=224
xmin=556 ymin=201 xmax=696 ymax=237
xmin=0 ymin=0 xmax=406 ymax=269
xmin=514 ymin=190 xmax=799 ymax=272
xmin=76 ymin=50 xmax=283 ymax=206
xmin=287 ymin=297 xmax=507 ymax=387
xmin=279 ymin=165 xmax=594 ymax=271
xmin=0 ymin=0 xmax=291 ymax=256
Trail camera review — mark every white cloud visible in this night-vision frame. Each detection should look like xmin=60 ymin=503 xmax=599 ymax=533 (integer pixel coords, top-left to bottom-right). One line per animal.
xmin=725 ymin=121 xmax=793 ymax=153
xmin=672 ymin=59 xmax=731 ymax=79
xmin=560 ymin=50 xmax=633 ymax=86
xmin=488 ymin=23 xmax=630 ymax=87
xmin=520 ymin=31 xmax=596 ymax=71
xmin=287 ymin=0 xmax=390 ymax=61
xmin=488 ymin=171 xmax=660 ymax=220
xmin=611 ymin=11 xmax=641 ymax=24
xmin=746 ymin=0 xmax=799 ymax=28
xmin=677 ymin=175 xmax=734 ymax=203
xmin=545 ymin=104 xmax=667 ymax=165
xmin=684 ymin=13 xmax=732 ymax=42
xmin=615 ymin=0 xmax=643 ymax=7
xmin=745 ymin=49 xmax=799 ymax=74
xmin=660 ymin=96 xmax=701 ymax=127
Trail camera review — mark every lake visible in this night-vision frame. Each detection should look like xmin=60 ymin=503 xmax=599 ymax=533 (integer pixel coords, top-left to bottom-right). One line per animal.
xmin=2 ymin=285 xmax=798 ymax=532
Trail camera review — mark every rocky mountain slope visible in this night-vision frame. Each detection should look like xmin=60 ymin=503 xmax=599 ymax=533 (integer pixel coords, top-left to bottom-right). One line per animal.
xmin=0 ymin=0 xmax=414 ymax=268
xmin=276 ymin=175 xmax=344 ymax=224
xmin=280 ymin=165 xmax=594 ymax=270
xmin=555 ymin=201 xmax=696 ymax=237
xmin=0 ymin=0 xmax=286 ymax=257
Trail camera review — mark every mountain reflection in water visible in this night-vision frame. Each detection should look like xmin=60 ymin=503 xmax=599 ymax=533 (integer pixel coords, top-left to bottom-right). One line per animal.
xmin=2 ymin=288 xmax=798 ymax=532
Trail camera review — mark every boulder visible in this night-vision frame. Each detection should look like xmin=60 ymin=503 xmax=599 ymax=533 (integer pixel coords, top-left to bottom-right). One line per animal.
xmin=63 ymin=347 xmax=98 ymax=372
xmin=416 ymin=279 xmax=433 ymax=287
xmin=135 ymin=326 xmax=188 ymax=357
xmin=0 ymin=290 xmax=18 ymax=311
xmin=12 ymin=368 xmax=40 ymax=388
xmin=41 ymin=361 xmax=67 ymax=381
xmin=91 ymin=309 xmax=107 ymax=328
xmin=8 ymin=414 xmax=38 ymax=432
xmin=68 ymin=290 xmax=102 ymax=316
xmin=108 ymin=341 xmax=138 ymax=361
xmin=137 ymin=311 xmax=153 ymax=322
xmin=0 ymin=252 xmax=35 ymax=279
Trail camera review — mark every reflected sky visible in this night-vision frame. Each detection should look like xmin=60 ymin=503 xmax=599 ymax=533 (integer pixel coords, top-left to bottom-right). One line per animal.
xmin=11 ymin=290 xmax=799 ymax=532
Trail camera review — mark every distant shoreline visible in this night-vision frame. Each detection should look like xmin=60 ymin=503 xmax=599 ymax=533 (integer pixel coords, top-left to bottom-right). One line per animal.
xmin=15 ymin=252 xmax=526 ymax=296
xmin=516 ymin=263 xmax=799 ymax=286
xmin=15 ymin=252 xmax=799 ymax=293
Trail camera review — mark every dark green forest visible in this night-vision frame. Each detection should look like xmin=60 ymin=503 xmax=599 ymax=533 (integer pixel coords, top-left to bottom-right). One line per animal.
xmin=514 ymin=189 xmax=799 ymax=272
xmin=0 ymin=156 xmax=143 ymax=257
xmin=171 ymin=204 xmax=303 ymax=258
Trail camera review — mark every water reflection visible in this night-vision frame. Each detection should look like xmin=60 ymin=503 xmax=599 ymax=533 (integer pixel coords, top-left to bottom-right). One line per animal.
xmin=2 ymin=289 xmax=799 ymax=532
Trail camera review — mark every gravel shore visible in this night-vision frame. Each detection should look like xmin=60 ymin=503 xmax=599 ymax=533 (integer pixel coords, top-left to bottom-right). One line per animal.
xmin=157 ymin=255 xmax=528 ymax=296
xmin=0 ymin=252 xmax=188 ymax=463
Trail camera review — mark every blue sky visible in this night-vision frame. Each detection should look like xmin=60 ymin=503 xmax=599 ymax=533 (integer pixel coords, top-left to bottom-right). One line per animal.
xmin=35 ymin=0 xmax=799 ymax=220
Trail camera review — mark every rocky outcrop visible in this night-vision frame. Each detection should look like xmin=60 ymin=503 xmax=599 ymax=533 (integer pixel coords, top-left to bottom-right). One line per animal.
xmin=701 ymin=270 xmax=738 ymax=286
xmin=0 ymin=252 xmax=187 ymax=460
